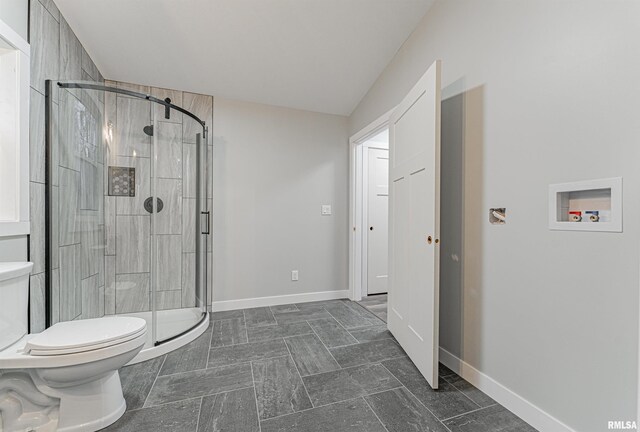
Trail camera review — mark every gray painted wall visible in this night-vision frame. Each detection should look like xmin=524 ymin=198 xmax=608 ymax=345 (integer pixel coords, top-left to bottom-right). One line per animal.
xmin=213 ymin=98 xmax=349 ymax=303
xmin=0 ymin=0 xmax=28 ymax=39
xmin=349 ymin=1 xmax=639 ymax=430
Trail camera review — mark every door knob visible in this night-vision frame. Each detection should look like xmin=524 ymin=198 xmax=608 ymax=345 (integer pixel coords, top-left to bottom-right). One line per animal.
xmin=427 ymin=235 xmax=432 ymax=244
xmin=369 ymin=227 xmax=374 ymax=231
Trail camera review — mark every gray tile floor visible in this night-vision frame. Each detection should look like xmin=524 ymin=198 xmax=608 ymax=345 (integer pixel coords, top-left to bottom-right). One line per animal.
xmin=105 ymin=298 xmax=537 ymax=432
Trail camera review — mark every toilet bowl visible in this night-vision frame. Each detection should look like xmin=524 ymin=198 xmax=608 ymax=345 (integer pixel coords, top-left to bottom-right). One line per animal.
xmin=0 ymin=262 xmax=147 ymax=432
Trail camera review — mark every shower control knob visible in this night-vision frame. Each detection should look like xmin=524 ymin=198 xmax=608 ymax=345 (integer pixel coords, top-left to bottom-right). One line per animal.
xmin=144 ymin=197 xmax=164 ymax=213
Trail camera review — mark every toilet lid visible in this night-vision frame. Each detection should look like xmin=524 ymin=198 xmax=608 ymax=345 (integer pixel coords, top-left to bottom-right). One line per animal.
xmin=24 ymin=316 xmax=147 ymax=356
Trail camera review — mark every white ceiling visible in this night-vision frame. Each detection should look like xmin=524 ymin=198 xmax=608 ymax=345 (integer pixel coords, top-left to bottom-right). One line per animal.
xmin=55 ymin=0 xmax=433 ymax=116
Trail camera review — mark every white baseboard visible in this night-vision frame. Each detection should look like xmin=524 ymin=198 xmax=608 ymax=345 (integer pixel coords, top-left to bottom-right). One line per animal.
xmin=211 ymin=290 xmax=350 ymax=312
xmin=439 ymin=348 xmax=576 ymax=432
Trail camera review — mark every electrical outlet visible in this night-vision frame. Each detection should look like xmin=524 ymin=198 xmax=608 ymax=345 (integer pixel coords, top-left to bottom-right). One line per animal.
xmin=291 ymin=270 xmax=299 ymax=281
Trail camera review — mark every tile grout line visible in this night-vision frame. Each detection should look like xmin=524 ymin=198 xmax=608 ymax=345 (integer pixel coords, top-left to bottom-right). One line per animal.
xmin=249 ymin=361 xmax=263 ymax=432
xmin=141 ymin=354 xmax=167 ymax=409
xmin=327 ymin=310 xmax=366 ymax=345
xmin=194 ymin=397 xmax=204 ymax=432
xmin=327 ymin=353 xmax=409 ymax=371
xmin=377 ymin=361 xmax=446 ymax=425
xmin=440 ymin=403 xmax=499 ymax=422
xmin=441 ymin=372 xmax=494 ymax=409
xmin=282 ymin=336 xmax=315 ymax=409
xmin=305 ymin=319 xmax=342 ymax=369
xmin=242 ymin=310 xmax=249 ymax=345
xmin=129 ymin=386 xmax=255 ymax=412
xmin=259 ymin=386 xmax=406 ymax=424
xmin=361 ymin=395 xmax=391 ymax=432
xmin=438 ymin=375 xmax=482 ymax=412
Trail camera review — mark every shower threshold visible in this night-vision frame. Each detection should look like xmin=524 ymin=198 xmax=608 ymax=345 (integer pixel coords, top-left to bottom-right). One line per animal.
xmin=120 ymin=308 xmax=209 ymax=365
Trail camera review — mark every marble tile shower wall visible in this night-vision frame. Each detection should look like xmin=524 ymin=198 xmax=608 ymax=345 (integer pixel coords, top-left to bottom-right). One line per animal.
xmin=29 ymin=0 xmax=214 ymax=332
xmin=103 ymin=80 xmax=213 ymax=316
xmin=29 ymin=0 xmax=106 ymax=331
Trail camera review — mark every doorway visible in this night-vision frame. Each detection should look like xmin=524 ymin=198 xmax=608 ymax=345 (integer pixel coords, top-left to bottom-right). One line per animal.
xmin=349 ymin=111 xmax=392 ymax=302
xmin=364 ymin=131 xmax=389 ymax=296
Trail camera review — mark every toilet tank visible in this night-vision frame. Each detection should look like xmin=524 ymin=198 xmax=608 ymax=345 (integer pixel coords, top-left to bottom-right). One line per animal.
xmin=0 ymin=262 xmax=33 ymax=350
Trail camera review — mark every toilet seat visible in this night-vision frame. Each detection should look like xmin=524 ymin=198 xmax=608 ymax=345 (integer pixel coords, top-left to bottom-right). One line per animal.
xmin=24 ymin=316 xmax=147 ymax=356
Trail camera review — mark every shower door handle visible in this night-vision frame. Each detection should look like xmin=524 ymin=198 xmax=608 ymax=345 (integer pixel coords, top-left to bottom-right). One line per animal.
xmin=201 ymin=211 xmax=211 ymax=235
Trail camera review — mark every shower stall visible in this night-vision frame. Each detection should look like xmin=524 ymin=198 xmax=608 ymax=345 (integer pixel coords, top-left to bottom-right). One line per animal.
xmin=45 ymin=80 xmax=211 ymax=362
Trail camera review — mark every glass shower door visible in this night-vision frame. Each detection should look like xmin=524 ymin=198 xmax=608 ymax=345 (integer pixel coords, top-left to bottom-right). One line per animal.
xmin=151 ymin=101 xmax=207 ymax=344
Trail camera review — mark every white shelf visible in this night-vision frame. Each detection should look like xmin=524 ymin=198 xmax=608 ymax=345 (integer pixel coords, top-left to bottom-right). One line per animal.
xmin=548 ymin=177 xmax=622 ymax=232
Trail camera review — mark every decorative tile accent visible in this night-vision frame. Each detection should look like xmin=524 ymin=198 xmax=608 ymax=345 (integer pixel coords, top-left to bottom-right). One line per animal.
xmin=116 ymin=156 xmax=150 ymax=215
xmin=108 ymin=166 xmax=135 ymax=196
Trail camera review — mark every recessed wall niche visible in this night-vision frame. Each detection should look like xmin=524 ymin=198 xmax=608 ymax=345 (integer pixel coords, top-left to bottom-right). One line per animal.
xmin=548 ymin=177 xmax=622 ymax=232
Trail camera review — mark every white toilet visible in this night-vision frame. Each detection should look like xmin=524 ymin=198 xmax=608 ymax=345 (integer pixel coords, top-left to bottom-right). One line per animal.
xmin=0 ymin=262 xmax=147 ymax=432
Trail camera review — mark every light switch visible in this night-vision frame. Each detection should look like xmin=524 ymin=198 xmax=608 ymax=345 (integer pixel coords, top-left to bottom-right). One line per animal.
xmin=321 ymin=205 xmax=332 ymax=216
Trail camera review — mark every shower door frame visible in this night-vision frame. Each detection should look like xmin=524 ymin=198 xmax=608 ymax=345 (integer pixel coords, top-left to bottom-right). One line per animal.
xmin=45 ymin=80 xmax=210 ymax=346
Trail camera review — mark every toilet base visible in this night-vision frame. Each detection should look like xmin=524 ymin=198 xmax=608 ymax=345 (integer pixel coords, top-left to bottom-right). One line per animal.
xmin=0 ymin=370 xmax=126 ymax=432
xmin=32 ymin=370 xmax=127 ymax=432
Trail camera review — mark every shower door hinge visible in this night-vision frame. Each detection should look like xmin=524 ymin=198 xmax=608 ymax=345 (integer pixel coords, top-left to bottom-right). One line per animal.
xmin=201 ymin=211 xmax=211 ymax=235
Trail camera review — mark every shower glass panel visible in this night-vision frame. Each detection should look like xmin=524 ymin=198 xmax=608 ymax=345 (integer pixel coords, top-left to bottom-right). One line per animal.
xmin=150 ymin=99 xmax=208 ymax=343
xmin=47 ymin=80 xmax=209 ymax=350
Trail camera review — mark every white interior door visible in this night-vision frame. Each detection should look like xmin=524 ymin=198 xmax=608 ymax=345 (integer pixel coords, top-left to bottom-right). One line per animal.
xmin=387 ymin=60 xmax=441 ymax=389
xmin=367 ymin=148 xmax=389 ymax=295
